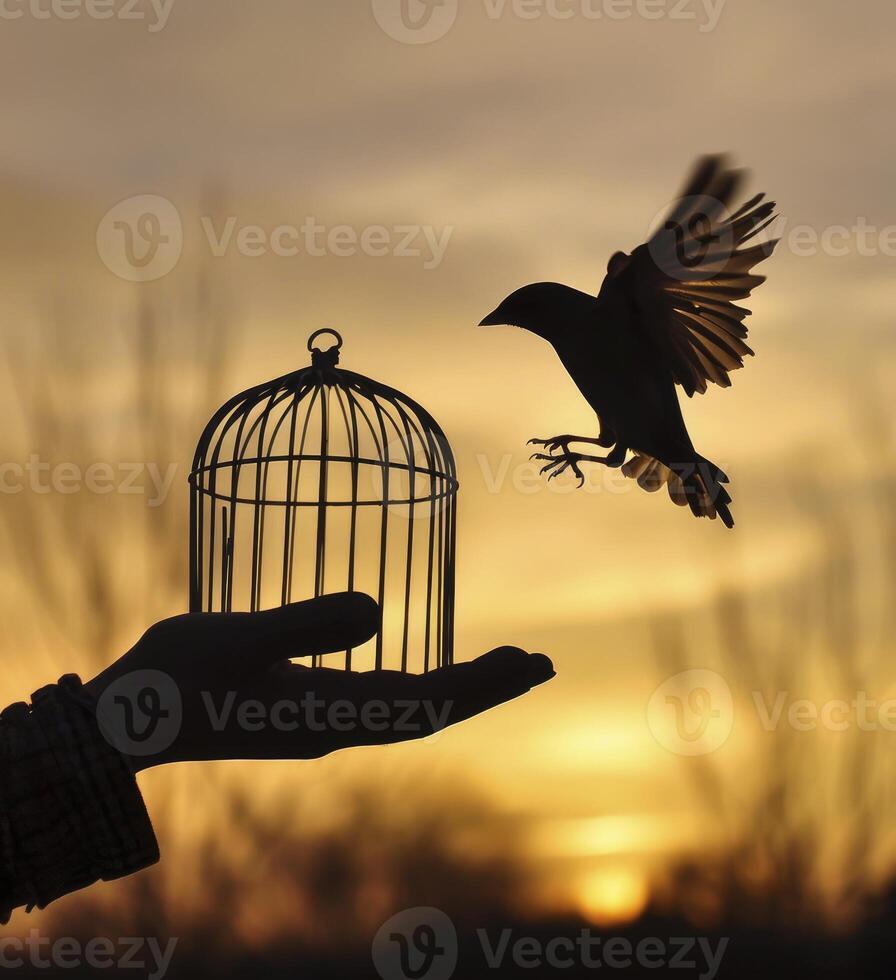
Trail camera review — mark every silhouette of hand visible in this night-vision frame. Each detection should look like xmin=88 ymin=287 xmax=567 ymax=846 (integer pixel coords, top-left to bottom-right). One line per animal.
xmin=83 ymin=593 xmax=555 ymax=771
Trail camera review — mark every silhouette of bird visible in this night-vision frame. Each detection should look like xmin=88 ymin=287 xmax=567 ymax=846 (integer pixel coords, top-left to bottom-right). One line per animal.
xmin=479 ymin=155 xmax=779 ymax=528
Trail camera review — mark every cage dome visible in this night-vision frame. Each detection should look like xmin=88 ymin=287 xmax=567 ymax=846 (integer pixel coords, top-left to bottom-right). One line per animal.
xmin=189 ymin=329 xmax=458 ymax=673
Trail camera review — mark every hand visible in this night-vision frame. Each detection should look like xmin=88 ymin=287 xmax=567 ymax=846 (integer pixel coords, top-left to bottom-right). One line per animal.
xmin=83 ymin=593 xmax=555 ymax=771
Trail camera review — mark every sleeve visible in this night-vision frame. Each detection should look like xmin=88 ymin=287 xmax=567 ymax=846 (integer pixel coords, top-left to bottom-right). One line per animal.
xmin=0 ymin=675 xmax=159 ymax=923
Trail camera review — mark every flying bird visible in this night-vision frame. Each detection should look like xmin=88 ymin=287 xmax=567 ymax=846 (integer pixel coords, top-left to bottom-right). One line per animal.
xmin=479 ymin=155 xmax=779 ymax=528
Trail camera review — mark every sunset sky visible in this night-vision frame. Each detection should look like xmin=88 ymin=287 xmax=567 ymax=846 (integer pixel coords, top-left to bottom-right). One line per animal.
xmin=1 ymin=0 xmax=895 ymax=935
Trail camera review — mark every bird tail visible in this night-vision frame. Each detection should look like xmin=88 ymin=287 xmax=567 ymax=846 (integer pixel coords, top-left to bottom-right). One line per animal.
xmin=679 ymin=456 xmax=733 ymax=529
xmin=622 ymin=450 xmax=734 ymax=527
xmin=622 ymin=452 xmax=734 ymax=528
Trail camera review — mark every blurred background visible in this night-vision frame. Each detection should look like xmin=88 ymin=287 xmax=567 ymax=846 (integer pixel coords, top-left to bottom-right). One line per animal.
xmin=0 ymin=0 xmax=895 ymax=975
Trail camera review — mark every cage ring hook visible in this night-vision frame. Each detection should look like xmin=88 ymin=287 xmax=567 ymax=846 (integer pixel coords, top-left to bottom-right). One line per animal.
xmin=308 ymin=328 xmax=344 ymax=354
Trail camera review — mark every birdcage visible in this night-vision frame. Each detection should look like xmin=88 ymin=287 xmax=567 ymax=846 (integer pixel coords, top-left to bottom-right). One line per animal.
xmin=188 ymin=329 xmax=458 ymax=673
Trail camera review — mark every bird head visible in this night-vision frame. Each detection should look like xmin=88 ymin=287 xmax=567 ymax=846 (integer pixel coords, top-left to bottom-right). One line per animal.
xmin=479 ymin=282 xmax=593 ymax=340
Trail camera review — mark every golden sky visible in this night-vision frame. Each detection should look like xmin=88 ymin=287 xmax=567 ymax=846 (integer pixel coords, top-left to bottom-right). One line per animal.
xmin=1 ymin=0 xmax=895 ymax=931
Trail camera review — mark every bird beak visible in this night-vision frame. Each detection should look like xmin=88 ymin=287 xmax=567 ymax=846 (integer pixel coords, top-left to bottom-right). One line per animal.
xmin=478 ymin=309 xmax=506 ymax=327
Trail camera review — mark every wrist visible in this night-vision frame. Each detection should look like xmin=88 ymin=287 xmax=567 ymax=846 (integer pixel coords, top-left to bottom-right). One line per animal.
xmin=0 ymin=676 xmax=160 ymax=920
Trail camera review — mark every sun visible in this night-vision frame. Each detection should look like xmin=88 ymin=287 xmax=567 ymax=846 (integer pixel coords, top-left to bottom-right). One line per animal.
xmin=577 ymin=867 xmax=649 ymax=927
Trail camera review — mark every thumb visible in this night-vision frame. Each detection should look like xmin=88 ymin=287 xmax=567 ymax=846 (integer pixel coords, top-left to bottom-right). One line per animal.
xmin=247 ymin=592 xmax=380 ymax=665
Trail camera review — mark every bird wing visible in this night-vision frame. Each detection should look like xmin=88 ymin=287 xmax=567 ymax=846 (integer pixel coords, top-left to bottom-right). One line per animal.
xmin=604 ymin=155 xmax=779 ymax=397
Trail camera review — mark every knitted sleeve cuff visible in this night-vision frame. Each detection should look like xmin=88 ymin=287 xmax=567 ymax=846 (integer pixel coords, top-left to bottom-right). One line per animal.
xmin=0 ymin=674 xmax=159 ymax=924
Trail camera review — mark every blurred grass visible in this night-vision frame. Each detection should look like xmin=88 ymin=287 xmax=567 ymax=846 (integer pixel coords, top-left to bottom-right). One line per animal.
xmin=649 ymin=420 xmax=896 ymax=932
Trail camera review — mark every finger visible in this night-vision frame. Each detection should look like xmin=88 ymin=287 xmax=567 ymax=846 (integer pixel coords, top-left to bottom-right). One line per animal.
xmin=420 ymin=647 xmax=555 ymax=727
xmin=232 ymin=648 xmax=554 ymax=759
xmin=299 ymin=647 xmax=555 ymax=749
xmin=234 ymin=592 xmax=380 ymax=666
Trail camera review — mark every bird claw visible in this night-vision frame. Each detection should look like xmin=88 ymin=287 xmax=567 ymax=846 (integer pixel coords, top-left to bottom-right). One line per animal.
xmin=531 ymin=452 xmax=586 ymax=488
xmin=529 ymin=435 xmax=573 ymax=455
